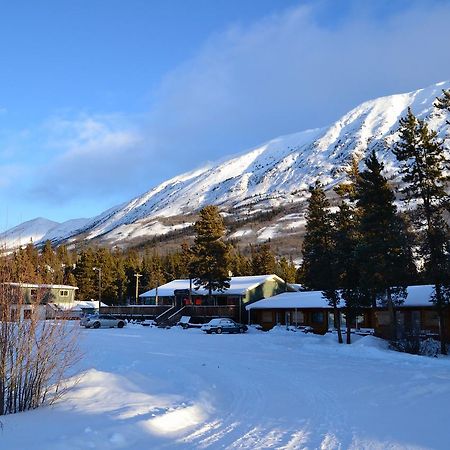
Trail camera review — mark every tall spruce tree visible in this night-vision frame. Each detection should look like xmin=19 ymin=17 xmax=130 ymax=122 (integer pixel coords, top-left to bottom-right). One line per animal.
xmin=393 ymin=108 xmax=450 ymax=354
xmin=435 ymin=89 xmax=450 ymax=125
xmin=355 ymin=150 xmax=415 ymax=340
xmin=74 ymin=248 xmax=97 ymax=301
xmin=300 ymin=182 xmax=343 ymax=343
xmin=332 ymin=196 xmax=361 ymax=344
xmin=189 ymin=206 xmax=232 ymax=303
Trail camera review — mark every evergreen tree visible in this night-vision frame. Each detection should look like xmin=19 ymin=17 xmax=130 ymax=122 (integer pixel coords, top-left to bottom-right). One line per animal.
xmin=74 ymin=248 xmax=97 ymax=301
xmin=230 ymin=247 xmax=252 ymax=276
xmin=39 ymin=240 xmax=57 ymax=283
xmin=94 ymin=248 xmax=118 ymax=305
xmin=12 ymin=245 xmax=38 ymax=283
xmin=276 ymin=256 xmax=297 ymax=284
xmin=251 ymin=243 xmax=276 ymax=275
xmin=300 ymin=182 xmax=343 ymax=343
xmin=189 ymin=206 xmax=232 ymax=303
xmin=141 ymin=251 xmax=167 ymax=296
xmin=393 ymin=108 xmax=450 ymax=353
xmin=332 ymin=196 xmax=361 ymax=344
xmin=112 ymin=248 xmax=127 ymax=304
xmin=435 ymin=89 xmax=450 ymax=125
xmin=178 ymin=241 xmax=193 ymax=278
xmin=355 ymin=150 xmax=415 ymax=339
xmin=123 ymin=249 xmax=141 ymax=303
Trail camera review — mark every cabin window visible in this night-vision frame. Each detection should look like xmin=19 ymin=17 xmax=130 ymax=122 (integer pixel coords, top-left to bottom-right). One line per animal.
xmin=423 ymin=311 xmax=439 ymax=327
xmin=261 ymin=311 xmax=273 ymax=322
xmin=376 ymin=311 xmax=390 ymax=326
xmin=60 ymin=290 xmax=69 ymax=297
xmin=311 ymin=312 xmax=324 ymax=324
xmin=23 ymin=309 xmax=32 ymax=319
xmin=30 ymin=289 xmax=38 ymax=299
xmin=292 ymin=311 xmax=304 ymax=324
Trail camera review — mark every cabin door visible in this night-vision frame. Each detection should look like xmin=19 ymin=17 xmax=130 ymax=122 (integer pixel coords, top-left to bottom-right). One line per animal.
xmin=411 ymin=311 xmax=421 ymax=334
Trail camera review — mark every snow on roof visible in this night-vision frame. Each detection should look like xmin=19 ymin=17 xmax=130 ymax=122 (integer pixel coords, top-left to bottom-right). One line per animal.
xmin=246 ymin=285 xmax=437 ymax=310
xmin=4 ymin=282 xmax=78 ymax=290
xmin=391 ymin=285 xmax=435 ymax=307
xmin=140 ymin=275 xmax=285 ymax=298
xmin=52 ymin=300 xmax=107 ymax=311
xmin=246 ymin=291 xmax=330 ymax=310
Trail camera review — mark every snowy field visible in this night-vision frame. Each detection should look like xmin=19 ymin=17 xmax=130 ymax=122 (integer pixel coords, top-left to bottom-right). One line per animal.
xmin=2 ymin=325 xmax=450 ymax=450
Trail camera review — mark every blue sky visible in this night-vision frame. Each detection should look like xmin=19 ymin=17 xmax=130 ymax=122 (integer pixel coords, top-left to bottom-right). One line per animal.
xmin=1 ymin=0 xmax=450 ymax=229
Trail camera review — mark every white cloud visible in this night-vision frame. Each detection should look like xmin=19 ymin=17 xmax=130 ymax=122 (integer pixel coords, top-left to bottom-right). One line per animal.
xmin=30 ymin=113 xmax=146 ymax=202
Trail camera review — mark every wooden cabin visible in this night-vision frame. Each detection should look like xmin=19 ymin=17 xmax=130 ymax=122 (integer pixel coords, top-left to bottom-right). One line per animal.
xmin=246 ymin=291 xmax=372 ymax=333
xmin=246 ymin=285 xmax=450 ymax=342
xmin=374 ymin=285 xmax=450 ymax=342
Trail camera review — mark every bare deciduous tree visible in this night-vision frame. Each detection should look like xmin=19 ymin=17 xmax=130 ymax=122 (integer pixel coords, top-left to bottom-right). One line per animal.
xmin=0 ymin=261 xmax=81 ymax=416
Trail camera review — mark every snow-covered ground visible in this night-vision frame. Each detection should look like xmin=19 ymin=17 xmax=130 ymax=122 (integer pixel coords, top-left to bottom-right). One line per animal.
xmin=2 ymin=325 xmax=450 ymax=449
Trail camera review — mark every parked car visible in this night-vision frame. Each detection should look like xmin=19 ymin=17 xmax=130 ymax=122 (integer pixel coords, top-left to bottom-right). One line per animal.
xmin=81 ymin=314 xmax=126 ymax=329
xmin=201 ymin=318 xmax=247 ymax=334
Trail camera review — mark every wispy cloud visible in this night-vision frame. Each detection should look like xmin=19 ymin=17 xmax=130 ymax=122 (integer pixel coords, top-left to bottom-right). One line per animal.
xmin=31 ymin=113 xmax=146 ymax=201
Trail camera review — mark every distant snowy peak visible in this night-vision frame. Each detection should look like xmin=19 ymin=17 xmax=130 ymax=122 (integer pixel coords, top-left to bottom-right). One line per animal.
xmin=0 ymin=218 xmax=59 ymax=250
xmin=41 ymin=218 xmax=91 ymax=243
xmin=0 ymin=217 xmax=90 ymax=250
xmin=3 ymin=81 xmax=450 ymax=250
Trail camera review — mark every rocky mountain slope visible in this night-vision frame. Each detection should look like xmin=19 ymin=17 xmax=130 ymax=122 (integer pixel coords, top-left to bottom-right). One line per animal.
xmin=2 ymin=81 xmax=449 ymax=252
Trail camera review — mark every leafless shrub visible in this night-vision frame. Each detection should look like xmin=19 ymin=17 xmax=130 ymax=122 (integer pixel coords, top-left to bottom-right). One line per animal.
xmin=0 ymin=263 xmax=81 ymax=416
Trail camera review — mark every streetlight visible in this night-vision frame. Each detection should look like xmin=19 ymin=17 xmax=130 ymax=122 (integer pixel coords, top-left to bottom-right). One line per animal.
xmin=134 ymin=273 xmax=142 ymax=305
xmin=93 ymin=267 xmax=102 ymax=312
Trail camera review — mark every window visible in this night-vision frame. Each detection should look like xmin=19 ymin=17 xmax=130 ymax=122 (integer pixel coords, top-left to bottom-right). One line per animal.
xmin=23 ymin=309 xmax=32 ymax=319
xmin=293 ymin=311 xmax=304 ymax=323
xmin=424 ymin=311 xmax=439 ymax=327
xmin=262 ymin=311 xmax=273 ymax=323
xmin=376 ymin=311 xmax=390 ymax=326
xmin=311 ymin=312 xmax=324 ymax=324
xmin=60 ymin=290 xmax=69 ymax=297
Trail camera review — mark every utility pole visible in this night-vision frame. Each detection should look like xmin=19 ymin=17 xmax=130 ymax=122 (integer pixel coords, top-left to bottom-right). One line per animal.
xmin=93 ymin=267 xmax=102 ymax=312
xmin=134 ymin=273 xmax=142 ymax=305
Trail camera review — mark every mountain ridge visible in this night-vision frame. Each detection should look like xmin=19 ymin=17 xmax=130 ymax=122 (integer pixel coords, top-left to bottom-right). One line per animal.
xmin=2 ymin=81 xmax=449 ymax=251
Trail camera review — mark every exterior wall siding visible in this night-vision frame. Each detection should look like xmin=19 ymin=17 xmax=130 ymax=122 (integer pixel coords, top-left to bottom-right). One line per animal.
xmin=245 ymin=279 xmax=288 ymax=304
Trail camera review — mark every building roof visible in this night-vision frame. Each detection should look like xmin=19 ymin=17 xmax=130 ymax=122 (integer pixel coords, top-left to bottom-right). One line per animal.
xmin=246 ymin=291 xmax=330 ymax=310
xmin=140 ymin=275 xmax=286 ymax=298
xmin=49 ymin=300 xmax=107 ymax=311
xmin=246 ymin=285 xmax=437 ymax=310
xmin=4 ymin=282 xmax=78 ymax=290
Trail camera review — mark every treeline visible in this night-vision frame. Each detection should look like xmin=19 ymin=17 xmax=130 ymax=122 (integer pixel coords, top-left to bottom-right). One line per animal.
xmin=299 ymin=91 xmax=450 ymax=353
xmin=3 ymin=239 xmax=296 ymax=304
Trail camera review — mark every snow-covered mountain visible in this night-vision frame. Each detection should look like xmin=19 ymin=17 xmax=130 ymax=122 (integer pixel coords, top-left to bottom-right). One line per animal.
xmin=2 ymin=81 xmax=450 ymax=250
xmin=0 ymin=217 xmax=89 ymax=251
xmin=0 ymin=218 xmax=59 ymax=250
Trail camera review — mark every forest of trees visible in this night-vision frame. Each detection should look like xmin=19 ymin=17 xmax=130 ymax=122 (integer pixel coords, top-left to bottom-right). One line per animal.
xmin=1 ymin=233 xmax=297 ymax=305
